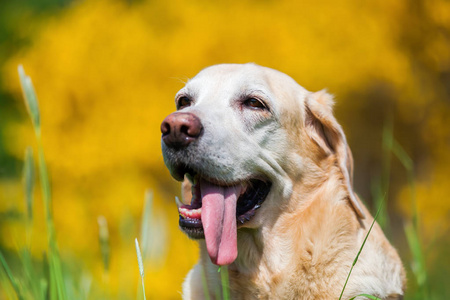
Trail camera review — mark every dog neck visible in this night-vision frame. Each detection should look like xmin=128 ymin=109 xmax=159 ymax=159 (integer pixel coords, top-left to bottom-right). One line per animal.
xmin=198 ymin=166 xmax=361 ymax=298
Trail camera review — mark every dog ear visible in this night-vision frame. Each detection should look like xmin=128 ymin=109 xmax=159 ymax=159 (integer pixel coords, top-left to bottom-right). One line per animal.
xmin=305 ymin=90 xmax=365 ymax=219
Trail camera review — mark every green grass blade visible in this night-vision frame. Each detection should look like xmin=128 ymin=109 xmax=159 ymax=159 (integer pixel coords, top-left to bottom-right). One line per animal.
xmin=40 ymin=277 xmax=48 ymax=300
xmin=215 ymin=285 xmax=221 ymax=300
xmin=97 ymin=216 xmax=110 ymax=273
xmin=140 ymin=190 xmax=153 ymax=261
xmin=18 ymin=65 xmax=40 ymax=133
xmin=200 ymin=265 xmax=211 ymax=300
xmin=339 ymin=198 xmax=384 ymax=300
xmin=405 ymin=222 xmax=429 ymax=299
xmin=0 ymin=261 xmax=18 ymax=300
xmin=79 ymin=273 xmax=92 ymax=300
xmin=42 ymin=253 xmax=52 ymax=299
xmin=376 ymin=121 xmax=394 ymax=230
xmin=135 ymin=238 xmax=147 ymax=300
xmin=23 ymin=146 xmax=35 ymax=223
xmin=219 ymin=266 xmax=230 ymax=300
xmin=371 ymin=178 xmax=388 ymax=231
xmin=0 ymin=251 xmax=24 ymax=300
xmin=23 ymin=146 xmax=35 ymax=248
xmin=37 ymin=142 xmax=67 ymax=300
xmin=405 ymin=223 xmax=427 ymax=285
xmin=19 ymin=248 xmax=43 ymax=300
xmin=348 ymin=294 xmax=381 ymax=300
xmin=391 ymin=139 xmax=413 ymax=172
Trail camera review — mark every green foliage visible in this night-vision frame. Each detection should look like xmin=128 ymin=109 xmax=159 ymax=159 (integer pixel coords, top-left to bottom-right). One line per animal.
xmin=391 ymin=140 xmax=430 ymax=300
xmin=375 ymin=121 xmax=431 ymax=299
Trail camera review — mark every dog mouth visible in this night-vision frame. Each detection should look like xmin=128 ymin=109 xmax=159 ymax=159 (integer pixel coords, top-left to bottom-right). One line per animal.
xmin=175 ymin=168 xmax=271 ymax=265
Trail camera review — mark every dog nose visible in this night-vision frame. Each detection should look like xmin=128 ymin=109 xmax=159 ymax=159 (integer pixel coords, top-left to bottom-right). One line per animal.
xmin=161 ymin=112 xmax=203 ymax=149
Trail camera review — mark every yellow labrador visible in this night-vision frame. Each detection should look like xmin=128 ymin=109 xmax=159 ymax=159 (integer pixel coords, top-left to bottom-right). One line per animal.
xmin=161 ymin=64 xmax=405 ymax=299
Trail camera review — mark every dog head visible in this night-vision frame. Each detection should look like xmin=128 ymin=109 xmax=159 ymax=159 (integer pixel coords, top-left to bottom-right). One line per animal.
xmin=160 ymin=63 xmax=364 ymax=266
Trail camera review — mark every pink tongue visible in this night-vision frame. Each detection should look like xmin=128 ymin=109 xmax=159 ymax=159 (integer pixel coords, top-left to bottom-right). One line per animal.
xmin=200 ymin=179 xmax=241 ymax=265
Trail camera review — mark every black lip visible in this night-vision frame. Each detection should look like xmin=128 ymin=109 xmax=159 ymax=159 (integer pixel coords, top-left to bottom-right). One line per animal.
xmin=179 ymin=179 xmax=272 ymax=239
xmin=179 ymin=217 xmax=202 ymax=228
xmin=179 ymin=218 xmax=205 ymax=239
xmin=170 ymin=164 xmax=196 ymax=182
xmin=180 ymin=227 xmax=205 ymax=239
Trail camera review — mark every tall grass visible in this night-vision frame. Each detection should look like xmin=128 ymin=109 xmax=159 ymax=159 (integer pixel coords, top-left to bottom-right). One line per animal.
xmin=371 ymin=121 xmax=395 ymax=232
xmin=370 ymin=121 xmax=430 ymax=299
xmin=336 ymin=120 xmax=430 ymax=300
xmin=390 ymin=139 xmax=429 ymax=299
xmin=0 ymin=65 xmax=68 ymax=300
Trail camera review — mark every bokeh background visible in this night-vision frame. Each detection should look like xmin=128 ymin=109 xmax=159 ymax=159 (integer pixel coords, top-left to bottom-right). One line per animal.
xmin=0 ymin=0 xmax=449 ymax=299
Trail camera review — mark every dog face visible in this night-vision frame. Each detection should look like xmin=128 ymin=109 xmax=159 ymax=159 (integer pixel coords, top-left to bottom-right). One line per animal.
xmin=161 ymin=63 xmax=364 ymax=266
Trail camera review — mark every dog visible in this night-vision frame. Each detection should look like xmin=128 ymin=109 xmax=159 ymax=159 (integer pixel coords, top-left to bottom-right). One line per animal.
xmin=160 ymin=64 xmax=405 ymax=299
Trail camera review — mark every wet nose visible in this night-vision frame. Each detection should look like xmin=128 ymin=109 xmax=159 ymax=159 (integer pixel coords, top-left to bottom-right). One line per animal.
xmin=161 ymin=112 xmax=203 ymax=149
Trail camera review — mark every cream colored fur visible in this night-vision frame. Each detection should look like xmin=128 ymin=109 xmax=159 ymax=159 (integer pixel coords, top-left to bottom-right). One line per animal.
xmin=170 ymin=64 xmax=405 ymax=299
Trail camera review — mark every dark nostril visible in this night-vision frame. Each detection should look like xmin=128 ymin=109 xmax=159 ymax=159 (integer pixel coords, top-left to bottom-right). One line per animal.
xmin=180 ymin=125 xmax=190 ymax=136
xmin=161 ymin=121 xmax=171 ymax=136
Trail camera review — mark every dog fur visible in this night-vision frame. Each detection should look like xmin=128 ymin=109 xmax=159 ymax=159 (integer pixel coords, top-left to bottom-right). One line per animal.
xmin=162 ymin=63 xmax=405 ymax=299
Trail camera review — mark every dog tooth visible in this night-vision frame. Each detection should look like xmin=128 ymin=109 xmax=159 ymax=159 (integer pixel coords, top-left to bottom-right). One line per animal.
xmin=186 ymin=173 xmax=194 ymax=184
xmin=175 ymin=196 xmax=183 ymax=208
xmin=254 ymin=204 xmax=261 ymax=209
xmin=178 ymin=207 xmax=187 ymax=218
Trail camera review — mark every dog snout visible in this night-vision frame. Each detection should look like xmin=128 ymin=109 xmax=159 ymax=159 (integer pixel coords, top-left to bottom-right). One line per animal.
xmin=161 ymin=112 xmax=203 ymax=149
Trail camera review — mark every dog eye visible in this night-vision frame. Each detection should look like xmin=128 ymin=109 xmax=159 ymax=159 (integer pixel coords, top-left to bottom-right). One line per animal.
xmin=244 ymin=98 xmax=266 ymax=110
xmin=177 ymin=96 xmax=192 ymax=109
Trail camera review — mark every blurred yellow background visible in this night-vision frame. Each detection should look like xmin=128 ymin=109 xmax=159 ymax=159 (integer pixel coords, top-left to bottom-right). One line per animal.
xmin=0 ymin=0 xmax=449 ymax=299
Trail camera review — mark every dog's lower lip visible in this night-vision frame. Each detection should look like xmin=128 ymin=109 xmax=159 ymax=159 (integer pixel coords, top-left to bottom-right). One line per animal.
xmin=179 ymin=216 xmax=205 ymax=239
xmin=179 ymin=217 xmax=203 ymax=228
